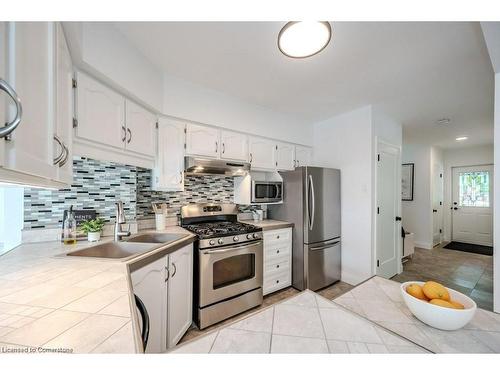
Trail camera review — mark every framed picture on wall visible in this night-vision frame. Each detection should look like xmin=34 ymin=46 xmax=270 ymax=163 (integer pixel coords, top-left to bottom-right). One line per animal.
xmin=402 ymin=163 xmax=414 ymax=201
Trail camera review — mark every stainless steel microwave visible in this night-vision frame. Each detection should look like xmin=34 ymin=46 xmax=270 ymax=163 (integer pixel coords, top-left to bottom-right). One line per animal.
xmin=251 ymin=181 xmax=283 ymax=203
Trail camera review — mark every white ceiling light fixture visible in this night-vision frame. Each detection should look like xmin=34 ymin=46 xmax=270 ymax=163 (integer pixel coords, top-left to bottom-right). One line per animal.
xmin=456 ymin=136 xmax=468 ymax=141
xmin=436 ymin=118 xmax=451 ymax=125
xmin=278 ymin=21 xmax=332 ymax=58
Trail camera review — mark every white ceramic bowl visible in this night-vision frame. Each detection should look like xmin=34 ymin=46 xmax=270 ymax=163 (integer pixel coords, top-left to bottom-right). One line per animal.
xmin=400 ymin=281 xmax=476 ymax=330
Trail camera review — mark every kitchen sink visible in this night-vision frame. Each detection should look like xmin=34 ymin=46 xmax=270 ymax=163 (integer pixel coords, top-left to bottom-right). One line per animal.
xmin=65 ymin=241 xmax=161 ymax=260
xmin=127 ymin=232 xmax=187 ymax=244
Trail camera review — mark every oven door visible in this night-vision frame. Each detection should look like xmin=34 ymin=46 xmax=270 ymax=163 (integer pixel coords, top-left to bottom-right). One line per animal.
xmin=251 ymin=181 xmax=283 ymax=203
xmin=199 ymin=240 xmax=263 ymax=307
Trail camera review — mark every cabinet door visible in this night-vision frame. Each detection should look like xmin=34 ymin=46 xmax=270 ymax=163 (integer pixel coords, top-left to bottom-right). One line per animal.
xmin=152 ymin=118 xmax=184 ymax=191
xmin=295 ymin=145 xmax=312 ymax=167
xmin=125 ymin=100 xmax=155 ymax=157
xmin=185 ymin=123 xmax=219 ymax=158
xmin=276 ymin=142 xmax=295 ymax=171
xmin=4 ymin=22 xmax=55 ymax=179
xmin=167 ymin=244 xmax=193 ymax=348
xmin=249 ymin=136 xmax=276 ymax=170
xmin=54 ymin=23 xmax=73 ymax=184
xmin=220 ymin=130 xmax=248 ymax=161
xmin=75 ymin=71 xmax=125 ymax=149
xmin=131 ymin=257 xmax=167 ymax=353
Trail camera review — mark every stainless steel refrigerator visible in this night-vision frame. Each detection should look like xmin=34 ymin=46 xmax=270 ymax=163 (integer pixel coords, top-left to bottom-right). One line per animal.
xmin=269 ymin=167 xmax=341 ymax=291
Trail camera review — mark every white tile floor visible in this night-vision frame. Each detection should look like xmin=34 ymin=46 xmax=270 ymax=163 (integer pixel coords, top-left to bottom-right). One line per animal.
xmin=170 ymin=289 xmax=428 ymax=354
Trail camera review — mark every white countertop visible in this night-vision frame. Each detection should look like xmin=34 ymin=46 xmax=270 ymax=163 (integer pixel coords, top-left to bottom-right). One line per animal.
xmin=0 ymin=226 xmax=194 ymax=354
xmin=239 ymin=219 xmax=293 ymax=231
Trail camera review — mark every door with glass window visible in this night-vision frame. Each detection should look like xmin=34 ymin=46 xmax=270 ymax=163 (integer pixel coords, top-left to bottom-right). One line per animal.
xmin=452 ymin=165 xmax=493 ymax=246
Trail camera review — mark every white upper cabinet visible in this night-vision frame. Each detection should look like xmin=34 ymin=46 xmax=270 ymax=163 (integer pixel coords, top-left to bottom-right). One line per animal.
xmin=53 ymin=23 xmax=73 ymax=185
xmin=295 ymin=145 xmax=312 ymax=167
xmin=249 ymin=136 xmax=277 ymax=170
xmin=276 ymin=142 xmax=296 ymax=171
xmin=3 ymin=22 xmax=55 ymax=180
xmin=75 ymin=72 xmax=125 ymax=149
xmin=167 ymin=244 xmax=193 ymax=348
xmin=220 ymin=130 xmax=248 ymax=162
xmin=152 ymin=118 xmax=184 ymax=192
xmin=185 ymin=123 xmax=220 ymax=158
xmin=124 ymin=100 xmax=155 ymax=157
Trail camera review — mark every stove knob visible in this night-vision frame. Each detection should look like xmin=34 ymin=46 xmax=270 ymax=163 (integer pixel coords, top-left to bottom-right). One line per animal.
xmin=218 ymin=238 xmax=224 ymax=245
xmin=252 ymin=233 xmax=258 ymax=239
xmin=246 ymin=234 xmax=252 ymax=240
xmin=209 ymin=240 xmax=215 ymax=246
xmin=233 ymin=236 xmax=239 ymax=242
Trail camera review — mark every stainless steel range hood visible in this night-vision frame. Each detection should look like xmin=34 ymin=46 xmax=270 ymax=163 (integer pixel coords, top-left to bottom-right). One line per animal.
xmin=184 ymin=157 xmax=250 ymax=176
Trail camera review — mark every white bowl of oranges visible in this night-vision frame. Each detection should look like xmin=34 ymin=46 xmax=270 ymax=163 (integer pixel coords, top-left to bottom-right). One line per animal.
xmin=400 ymin=281 xmax=476 ymax=330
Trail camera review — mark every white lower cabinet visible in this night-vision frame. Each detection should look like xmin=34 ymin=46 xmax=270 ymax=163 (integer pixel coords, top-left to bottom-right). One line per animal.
xmin=263 ymin=228 xmax=292 ymax=295
xmin=167 ymin=244 xmax=193 ymax=348
xmin=130 ymin=243 xmax=193 ymax=353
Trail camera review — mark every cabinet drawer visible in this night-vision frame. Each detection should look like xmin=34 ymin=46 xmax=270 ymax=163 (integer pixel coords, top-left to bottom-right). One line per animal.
xmin=264 ymin=245 xmax=290 ymax=262
xmin=263 ymin=228 xmax=291 ymax=247
xmin=264 ymin=270 xmax=291 ymax=295
xmin=264 ymin=258 xmax=290 ymax=277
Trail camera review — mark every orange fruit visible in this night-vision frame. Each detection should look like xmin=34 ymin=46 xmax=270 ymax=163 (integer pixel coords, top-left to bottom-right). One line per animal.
xmin=429 ymin=299 xmax=455 ymax=309
xmin=422 ymin=281 xmax=450 ymax=301
xmin=449 ymin=300 xmax=465 ymax=309
xmin=406 ymin=284 xmax=428 ymax=301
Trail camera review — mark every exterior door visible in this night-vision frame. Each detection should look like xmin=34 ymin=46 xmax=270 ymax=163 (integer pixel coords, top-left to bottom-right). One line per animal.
xmin=376 ymin=142 xmax=401 ymax=279
xmin=432 ymin=161 xmax=444 ymax=246
xmin=185 ymin=123 xmax=219 ymax=158
xmin=452 ymin=165 xmax=493 ymax=246
xmin=304 ymin=167 xmax=341 ymax=244
xmin=220 ymin=130 xmax=248 ymax=161
xmin=124 ymin=100 xmax=155 ymax=157
xmin=75 ymin=72 xmax=125 ymax=149
xmin=167 ymin=244 xmax=193 ymax=348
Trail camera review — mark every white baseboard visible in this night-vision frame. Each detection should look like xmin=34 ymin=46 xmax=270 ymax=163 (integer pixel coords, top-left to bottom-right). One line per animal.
xmin=414 ymin=241 xmax=433 ymax=250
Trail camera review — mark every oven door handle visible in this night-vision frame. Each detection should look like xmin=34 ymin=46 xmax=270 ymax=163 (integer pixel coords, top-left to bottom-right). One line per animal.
xmin=203 ymin=240 xmax=262 ymax=254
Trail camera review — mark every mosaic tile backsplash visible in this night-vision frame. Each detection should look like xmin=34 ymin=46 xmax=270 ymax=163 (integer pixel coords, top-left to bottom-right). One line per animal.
xmin=23 ymin=156 xmax=234 ymax=230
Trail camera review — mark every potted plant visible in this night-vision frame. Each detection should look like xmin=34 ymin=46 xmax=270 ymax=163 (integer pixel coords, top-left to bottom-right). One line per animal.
xmin=80 ymin=218 xmax=105 ymax=242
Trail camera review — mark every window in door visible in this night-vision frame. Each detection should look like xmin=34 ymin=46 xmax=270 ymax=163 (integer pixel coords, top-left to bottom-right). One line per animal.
xmin=458 ymin=171 xmax=490 ymax=207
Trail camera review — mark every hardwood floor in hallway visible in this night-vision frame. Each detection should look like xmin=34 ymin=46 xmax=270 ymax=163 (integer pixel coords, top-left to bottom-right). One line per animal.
xmin=391 ymin=243 xmax=493 ymax=311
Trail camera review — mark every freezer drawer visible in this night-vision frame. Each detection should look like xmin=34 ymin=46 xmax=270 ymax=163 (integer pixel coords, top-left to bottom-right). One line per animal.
xmin=306 ymin=239 xmax=341 ymax=291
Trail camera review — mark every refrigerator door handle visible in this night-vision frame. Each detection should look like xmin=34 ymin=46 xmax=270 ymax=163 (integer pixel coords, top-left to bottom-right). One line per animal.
xmin=308 ymin=174 xmax=315 ymax=230
xmin=310 ymin=240 xmax=340 ymax=251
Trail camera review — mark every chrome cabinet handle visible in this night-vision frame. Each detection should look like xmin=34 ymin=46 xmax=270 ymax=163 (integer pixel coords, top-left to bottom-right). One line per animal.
xmin=164 ymin=266 xmax=170 ymax=282
xmin=171 ymin=263 xmax=177 ymax=278
xmin=0 ymin=78 xmax=23 ymax=139
xmin=215 ymin=141 xmax=218 ymax=154
xmin=121 ymin=126 xmax=126 ymax=142
xmin=59 ymin=142 xmax=70 ymax=167
xmin=53 ymin=135 xmax=65 ymax=165
xmin=249 ymin=153 xmax=253 ymax=163
xmin=179 ymin=171 xmax=183 ymax=183
xmin=127 ymin=128 xmax=132 ymax=144
xmin=222 ymin=143 xmax=225 ymax=154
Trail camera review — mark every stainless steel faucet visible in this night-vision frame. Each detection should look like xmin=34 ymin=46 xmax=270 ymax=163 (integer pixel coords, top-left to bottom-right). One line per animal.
xmin=114 ymin=201 xmax=131 ymax=241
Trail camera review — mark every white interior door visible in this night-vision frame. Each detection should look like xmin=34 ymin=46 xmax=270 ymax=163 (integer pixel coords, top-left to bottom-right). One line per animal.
xmin=452 ymin=165 xmax=493 ymax=246
xmin=432 ymin=162 xmax=444 ymax=246
xmin=376 ymin=142 xmax=401 ymax=279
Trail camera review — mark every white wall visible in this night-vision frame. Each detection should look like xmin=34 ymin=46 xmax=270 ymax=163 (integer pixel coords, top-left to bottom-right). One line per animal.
xmin=313 ymin=106 xmax=373 ymax=285
xmin=63 ymin=22 xmax=164 ymax=112
xmin=0 ymin=187 xmax=23 ymax=254
xmin=163 ymin=74 xmax=313 ymax=146
xmin=402 ymin=143 xmax=433 ymax=249
xmin=494 ymin=73 xmax=499 ymax=313
xmin=443 ymin=144 xmax=494 ymax=241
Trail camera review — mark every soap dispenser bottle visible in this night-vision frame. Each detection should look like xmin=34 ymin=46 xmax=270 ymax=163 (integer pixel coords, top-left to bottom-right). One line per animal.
xmin=62 ymin=205 xmax=77 ymax=245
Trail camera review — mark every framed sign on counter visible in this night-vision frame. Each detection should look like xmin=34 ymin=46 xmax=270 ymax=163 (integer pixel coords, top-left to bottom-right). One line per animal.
xmin=402 ymin=163 xmax=414 ymax=201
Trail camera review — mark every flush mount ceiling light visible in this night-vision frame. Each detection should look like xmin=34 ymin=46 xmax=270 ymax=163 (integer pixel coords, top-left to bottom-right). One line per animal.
xmin=456 ymin=136 xmax=468 ymax=141
xmin=278 ymin=21 xmax=332 ymax=58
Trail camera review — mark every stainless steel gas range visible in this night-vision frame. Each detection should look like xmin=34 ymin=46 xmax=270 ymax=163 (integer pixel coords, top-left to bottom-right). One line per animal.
xmin=181 ymin=203 xmax=263 ymax=329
